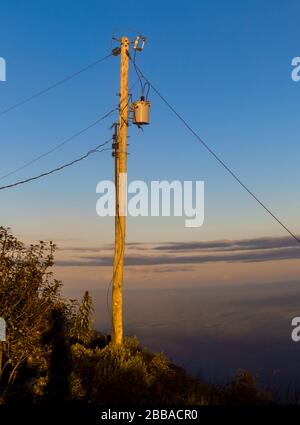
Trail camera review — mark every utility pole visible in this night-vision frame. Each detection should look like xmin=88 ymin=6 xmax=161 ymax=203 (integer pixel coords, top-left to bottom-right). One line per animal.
xmin=111 ymin=35 xmax=149 ymax=345
xmin=112 ymin=36 xmax=129 ymax=345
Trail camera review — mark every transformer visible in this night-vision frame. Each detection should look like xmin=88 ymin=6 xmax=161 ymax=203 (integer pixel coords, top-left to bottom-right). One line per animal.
xmin=131 ymin=96 xmax=150 ymax=125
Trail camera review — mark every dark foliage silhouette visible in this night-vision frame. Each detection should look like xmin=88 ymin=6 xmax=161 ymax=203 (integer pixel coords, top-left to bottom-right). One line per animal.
xmin=43 ymin=307 xmax=72 ymax=403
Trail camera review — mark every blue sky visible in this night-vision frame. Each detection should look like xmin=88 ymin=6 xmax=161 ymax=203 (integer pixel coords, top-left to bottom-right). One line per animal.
xmin=0 ymin=0 xmax=299 ymax=254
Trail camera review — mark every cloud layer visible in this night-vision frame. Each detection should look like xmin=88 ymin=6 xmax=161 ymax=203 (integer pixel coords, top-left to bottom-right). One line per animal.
xmin=55 ymin=235 xmax=300 ymax=267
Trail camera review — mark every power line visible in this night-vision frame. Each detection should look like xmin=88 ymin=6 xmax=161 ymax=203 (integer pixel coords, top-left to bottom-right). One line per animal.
xmin=0 ymin=78 xmax=140 ymax=183
xmin=0 ymin=108 xmax=116 ymax=182
xmin=0 ymin=53 xmax=112 ymax=118
xmin=133 ymin=61 xmax=300 ymax=245
xmin=0 ymin=139 xmax=111 ymax=191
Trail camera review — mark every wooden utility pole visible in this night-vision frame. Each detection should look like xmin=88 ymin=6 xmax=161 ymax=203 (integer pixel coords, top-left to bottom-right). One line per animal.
xmin=112 ymin=36 xmax=129 ymax=345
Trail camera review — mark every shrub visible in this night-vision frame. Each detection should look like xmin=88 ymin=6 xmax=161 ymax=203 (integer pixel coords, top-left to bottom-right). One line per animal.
xmin=71 ymin=337 xmax=207 ymax=405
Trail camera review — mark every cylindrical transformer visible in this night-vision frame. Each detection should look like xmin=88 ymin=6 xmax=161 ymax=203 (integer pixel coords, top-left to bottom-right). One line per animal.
xmin=131 ymin=97 xmax=150 ymax=125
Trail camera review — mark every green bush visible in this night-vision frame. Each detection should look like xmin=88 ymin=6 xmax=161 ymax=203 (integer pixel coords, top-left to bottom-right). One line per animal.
xmin=225 ymin=369 xmax=273 ymax=405
xmin=71 ymin=337 xmax=207 ymax=405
